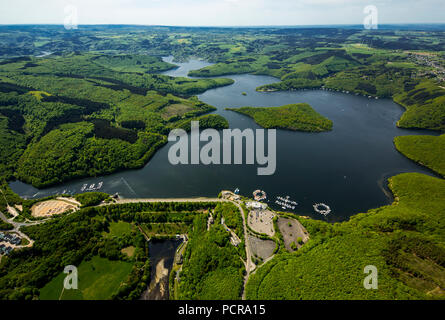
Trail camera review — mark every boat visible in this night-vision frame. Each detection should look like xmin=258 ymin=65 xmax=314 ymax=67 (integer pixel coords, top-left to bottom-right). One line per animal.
xmin=253 ymin=189 xmax=267 ymax=201
xmin=313 ymin=203 xmax=331 ymax=216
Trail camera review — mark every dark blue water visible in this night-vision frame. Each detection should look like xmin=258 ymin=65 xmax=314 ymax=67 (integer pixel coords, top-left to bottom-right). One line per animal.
xmin=9 ymin=57 xmax=437 ymax=222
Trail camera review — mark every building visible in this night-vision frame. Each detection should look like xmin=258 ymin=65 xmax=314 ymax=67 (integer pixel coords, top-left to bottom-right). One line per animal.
xmin=221 ymin=190 xmax=241 ymax=201
xmin=0 ymin=233 xmax=21 ymax=245
xmin=246 ymin=201 xmax=267 ymax=210
xmin=0 ymin=244 xmax=13 ymax=255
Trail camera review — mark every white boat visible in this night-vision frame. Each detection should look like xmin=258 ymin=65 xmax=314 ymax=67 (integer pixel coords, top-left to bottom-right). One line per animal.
xmin=81 ymin=184 xmax=87 ymax=192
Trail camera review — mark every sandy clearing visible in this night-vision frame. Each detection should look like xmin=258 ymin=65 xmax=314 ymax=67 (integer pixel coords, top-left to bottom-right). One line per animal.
xmin=7 ymin=206 xmax=19 ymax=218
xmin=277 ymin=217 xmax=309 ymax=252
xmin=31 ymin=198 xmax=79 ymax=217
xmin=248 ymin=235 xmax=275 ymax=261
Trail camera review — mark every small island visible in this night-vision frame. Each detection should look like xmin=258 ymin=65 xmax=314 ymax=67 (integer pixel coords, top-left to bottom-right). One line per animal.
xmin=226 ymin=103 xmax=333 ymax=132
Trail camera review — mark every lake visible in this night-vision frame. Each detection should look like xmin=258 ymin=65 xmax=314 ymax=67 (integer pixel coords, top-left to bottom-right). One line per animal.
xmin=9 ymin=56 xmax=437 ymax=222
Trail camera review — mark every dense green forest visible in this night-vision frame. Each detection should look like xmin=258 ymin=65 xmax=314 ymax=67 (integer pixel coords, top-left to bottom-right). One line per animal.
xmin=75 ymin=192 xmax=111 ymax=207
xmin=0 ymin=219 xmax=13 ymax=230
xmin=394 ymin=134 xmax=445 ymax=177
xmin=0 ymin=52 xmax=233 ymax=187
xmin=227 ymin=104 xmax=333 ymax=132
xmin=0 ymin=200 xmax=219 ymax=300
xmin=16 ymin=122 xmax=166 ymax=187
xmin=177 ymin=214 xmax=245 ymax=300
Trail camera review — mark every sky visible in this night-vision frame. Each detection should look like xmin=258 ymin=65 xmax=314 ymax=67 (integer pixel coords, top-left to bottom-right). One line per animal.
xmin=0 ymin=0 xmax=444 ymax=26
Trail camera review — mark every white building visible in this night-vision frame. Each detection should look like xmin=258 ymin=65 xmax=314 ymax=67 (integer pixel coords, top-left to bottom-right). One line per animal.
xmin=246 ymin=201 xmax=267 ymax=210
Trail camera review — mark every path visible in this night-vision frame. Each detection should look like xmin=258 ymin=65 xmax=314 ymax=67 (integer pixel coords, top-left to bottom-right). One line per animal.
xmin=236 ymin=201 xmax=253 ymax=300
xmin=111 ymin=197 xmax=225 ymax=204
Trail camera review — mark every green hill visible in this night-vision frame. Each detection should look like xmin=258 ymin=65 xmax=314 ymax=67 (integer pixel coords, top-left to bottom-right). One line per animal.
xmin=227 ymin=103 xmax=333 ymax=132
xmin=395 ymin=134 xmax=445 ymax=177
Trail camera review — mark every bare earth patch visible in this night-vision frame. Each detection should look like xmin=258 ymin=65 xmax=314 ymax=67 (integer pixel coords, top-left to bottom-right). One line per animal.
xmin=7 ymin=206 xmax=19 ymax=218
xmin=277 ymin=217 xmax=309 ymax=252
xmin=248 ymin=235 xmax=275 ymax=261
xmin=31 ymin=198 xmax=80 ymax=218
xmin=121 ymin=246 xmax=136 ymax=258
xmin=247 ymin=209 xmax=275 ymax=237
xmin=161 ymin=104 xmax=194 ymax=120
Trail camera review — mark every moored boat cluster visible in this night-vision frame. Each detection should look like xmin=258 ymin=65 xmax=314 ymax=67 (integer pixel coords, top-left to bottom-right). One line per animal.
xmin=275 ymin=195 xmax=297 ymax=210
xmin=313 ymin=203 xmax=331 ymax=216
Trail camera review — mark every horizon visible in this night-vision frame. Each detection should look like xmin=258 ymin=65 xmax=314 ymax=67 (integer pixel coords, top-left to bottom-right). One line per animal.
xmin=1 ymin=0 xmax=445 ymax=26
xmin=1 ymin=22 xmax=445 ymax=28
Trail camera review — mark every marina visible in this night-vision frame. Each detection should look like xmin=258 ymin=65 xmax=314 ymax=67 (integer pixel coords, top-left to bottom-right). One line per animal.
xmin=253 ymin=190 xmax=267 ymax=201
xmin=275 ymin=196 xmax=298 ymax=210
xmin=313 ymin=203 xmax=332 ymax=216
xmin=81 ymin=182 xmax=104 ymax=192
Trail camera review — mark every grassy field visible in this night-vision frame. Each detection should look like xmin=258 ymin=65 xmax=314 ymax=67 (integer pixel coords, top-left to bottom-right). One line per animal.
xmin=39 ymin=256 xmax=134 ymax=300
xmin=395 ymin=134 xmax=445 ymax=177
xmin=104 ymin=221 xmax=135 ymax=238
xmin=227 ymin=103 xmax=333 ymax=132
xmin=140 ymin=222 xmax=188 ymax=237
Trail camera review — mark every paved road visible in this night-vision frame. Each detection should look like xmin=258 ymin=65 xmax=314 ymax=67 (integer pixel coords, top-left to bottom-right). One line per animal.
xmin=237 ymin=202 xmax=253 ymax=300
xmin=111 ymin=197 xmax=226 ymax=204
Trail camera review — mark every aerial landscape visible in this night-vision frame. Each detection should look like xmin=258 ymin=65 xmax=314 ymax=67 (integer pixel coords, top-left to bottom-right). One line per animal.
xmin=0 ymin=0 xmax=444 ymax=306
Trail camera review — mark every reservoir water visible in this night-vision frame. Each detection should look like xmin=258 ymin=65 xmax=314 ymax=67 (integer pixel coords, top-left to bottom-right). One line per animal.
xmin=9 ymin=56 xmax=438 ymax=222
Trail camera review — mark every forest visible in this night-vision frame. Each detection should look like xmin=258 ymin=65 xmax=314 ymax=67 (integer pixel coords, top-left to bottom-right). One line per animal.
xmin=177 ymin=214 xmax=245 ymax=300
xmin=0 ymin=52 xmax=233 ymax=187
xmin=0 ymin=199 xmax=219 ymax=300
xmin=227 ymin=104 xmax=333 ymax=132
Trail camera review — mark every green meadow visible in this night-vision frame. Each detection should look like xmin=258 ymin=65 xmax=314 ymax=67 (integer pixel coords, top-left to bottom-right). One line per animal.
xmin=39 ymin=256 xmax=133 ymax=300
